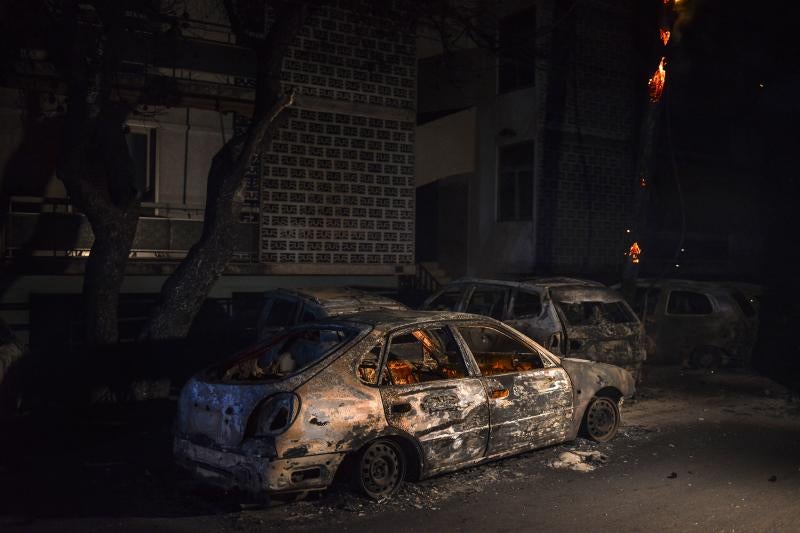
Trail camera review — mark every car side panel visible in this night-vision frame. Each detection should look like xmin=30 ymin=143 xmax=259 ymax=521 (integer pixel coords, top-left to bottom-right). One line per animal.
xmin=482 ymin=367 xmax=573 ymax=457
xmin=380 ymin=378 xmax=490 ymax=476
xmin=276 ymin=332 xmax=388 ymax=459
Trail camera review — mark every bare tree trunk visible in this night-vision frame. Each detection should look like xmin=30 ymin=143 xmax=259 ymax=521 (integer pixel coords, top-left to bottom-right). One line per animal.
xmin=57 ymin=1 xmax=140 ymax=347
xmin=140 ymin=2 xmax=310 ymax=340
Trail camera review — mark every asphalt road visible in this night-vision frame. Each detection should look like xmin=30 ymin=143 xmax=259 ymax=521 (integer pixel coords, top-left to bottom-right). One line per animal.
xmin=2 ymin=367 xmax=799 ymax=533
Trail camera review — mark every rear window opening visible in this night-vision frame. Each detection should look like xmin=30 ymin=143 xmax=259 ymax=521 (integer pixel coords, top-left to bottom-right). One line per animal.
xmin=556 ymin=301 xmax=636 ymax=326
xmin=215 ymin=326 xmax=357 ymax=381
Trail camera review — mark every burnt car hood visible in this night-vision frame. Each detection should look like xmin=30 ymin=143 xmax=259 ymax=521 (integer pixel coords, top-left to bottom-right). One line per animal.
xmin=560 ymin=357 xmax=636 ymax=398
xmin=176 ymin=377 xmax=296 ymax=450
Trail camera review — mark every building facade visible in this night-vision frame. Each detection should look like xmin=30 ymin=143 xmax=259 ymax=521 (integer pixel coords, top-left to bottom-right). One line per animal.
xmin=416 ymin=0 xmax=641 ymax=280
xmin=0 ymin=0 xmax=417 ymax=345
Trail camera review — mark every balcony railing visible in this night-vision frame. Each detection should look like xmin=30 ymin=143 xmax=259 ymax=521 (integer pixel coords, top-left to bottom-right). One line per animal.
xmin=3 ymin=196 xmax=259 ymax=262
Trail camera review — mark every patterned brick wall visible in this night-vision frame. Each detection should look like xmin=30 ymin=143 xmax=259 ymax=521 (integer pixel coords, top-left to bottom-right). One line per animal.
xmin=259 ymin=0 xmax=416 ymax=268
xmin=536 ymin=0 xmax=637 ymax=274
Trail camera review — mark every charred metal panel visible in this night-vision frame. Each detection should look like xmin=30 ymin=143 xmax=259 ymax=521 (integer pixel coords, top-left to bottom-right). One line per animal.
xmin=380 ymin=378 xmax=490 ymax=475
xmin=560 ymin=358 xmax=635 ymax=438
xmin=482 ymin=367 xmax=573 ymax=456
xmin=277 ymin=332 xmax=387 ymax=458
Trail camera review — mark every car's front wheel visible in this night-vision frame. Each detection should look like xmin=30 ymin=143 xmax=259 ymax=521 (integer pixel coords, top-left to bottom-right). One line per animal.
xmin=582 ymin=396 xmax=620 ymax=442
xmin=355 ymin=439 xmax=405 ymax=500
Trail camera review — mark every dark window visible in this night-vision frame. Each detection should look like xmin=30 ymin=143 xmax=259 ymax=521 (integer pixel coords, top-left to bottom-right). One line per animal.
xmin=261 ymin=298 xmax=299 ymax=327
xmin=512 ymin=290 xmax=542 ymax=318
xmin=385 ymin=327 xmax=467 ymax=385
xmin=730 ymin=291 xmax=756 ymax=318
xmin=498 ymin=7 xmax=536 ymax=93
xmin=125 ymin=128 xmax=156 ymax=202
xmin=557 ymin=301 xmax=636 ymax=325
xmin=498 ymin=142 xmax=534 ymax=221
xmin=300 ymin=306 xmax=318 ymax=323
xmin=426 ymin=286 xmax=466 ymax=311
xmin=457 ymin=326 xmax=543 ymax=375
xmin=466 ymin=286 xmax=509 ymax=320
xmin=667 ymin=291 xmax=713 ymax=315
xmin=633 ymin=288 xmax=661 ymax=317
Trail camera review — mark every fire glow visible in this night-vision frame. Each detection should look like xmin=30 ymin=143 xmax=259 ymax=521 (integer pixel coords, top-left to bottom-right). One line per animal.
xmin=648 ymin=57 xmax=666 ymax=103
xmin=660 ymin=28 xmax=671 ymax=46
xmin=629 ymin=242 xmax=641 ymax=264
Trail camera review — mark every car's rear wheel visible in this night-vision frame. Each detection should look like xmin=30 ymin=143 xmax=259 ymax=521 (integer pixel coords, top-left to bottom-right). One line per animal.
xmin=583 ymin=396 xmax=620 ymax=442
xmin=355 ymin=439 xmax=405 ymax=500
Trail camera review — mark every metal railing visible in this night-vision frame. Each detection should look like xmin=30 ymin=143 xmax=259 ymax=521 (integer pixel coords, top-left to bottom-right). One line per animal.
xmin=3 ymin=196 xmax=259 ymax=262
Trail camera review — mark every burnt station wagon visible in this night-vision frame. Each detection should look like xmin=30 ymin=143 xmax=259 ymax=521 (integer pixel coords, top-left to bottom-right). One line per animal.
xmin=624 ymin=279 xmax=760 ymax=367
xmin=422 ymin=278 xmax=646 ymax=383
xmin=174 ymin=310 xmax=635 ymax=499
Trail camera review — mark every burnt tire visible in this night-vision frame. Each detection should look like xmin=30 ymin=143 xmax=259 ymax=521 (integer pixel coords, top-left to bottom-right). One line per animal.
xmin=690 ymin=346 xmax=723 ymax=369
xmin=354 ymin=439 xmax=405 ymax=500
xmin=582 ymin=396 xmax=620 ymax=443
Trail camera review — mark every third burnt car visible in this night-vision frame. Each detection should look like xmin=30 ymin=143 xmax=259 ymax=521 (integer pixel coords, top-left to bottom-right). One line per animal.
xmin=175 ymin=309 xmax=635 ymax=500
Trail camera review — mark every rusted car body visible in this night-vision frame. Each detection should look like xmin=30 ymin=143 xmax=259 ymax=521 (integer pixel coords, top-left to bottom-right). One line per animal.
xmin=257 ymin=287 xmax=407 ymax=341
xmin=422 ymin=278 xmax=646 ymax=383
xmin=174 ymin=310 xmax=635 ymax=499
xmin=623 ymin=279 xmax=760 ymax=367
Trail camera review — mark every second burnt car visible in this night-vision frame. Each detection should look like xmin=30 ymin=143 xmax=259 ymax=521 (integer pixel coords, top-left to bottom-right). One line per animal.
xmin=174 ymin=310 xmax=635 ymax=500
xmin=422 ymin=278 xmax=646 ymax=383
xmin=257 ymin=287 xmax=407 ymax=341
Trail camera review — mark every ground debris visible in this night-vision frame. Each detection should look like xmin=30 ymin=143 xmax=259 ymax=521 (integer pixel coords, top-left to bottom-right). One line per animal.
xmin=549 ymin=450 xmax=608 ymax=472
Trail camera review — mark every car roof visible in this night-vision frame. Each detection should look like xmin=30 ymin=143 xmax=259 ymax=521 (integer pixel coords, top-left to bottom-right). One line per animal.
xmin=334 ymin=309 xmax=494 ymax=330
xmin=444 ymin=277 xmax=606 ymax=291
xmin=265 ymin=287 xmax=408 ymax=316
xmin=632 ymin=278 xmax=739 ymax=293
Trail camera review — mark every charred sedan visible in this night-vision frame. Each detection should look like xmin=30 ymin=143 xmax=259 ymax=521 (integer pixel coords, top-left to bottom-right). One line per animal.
xmin=174 ymin=310 xmax=635 ymax=499
xmin=423 ymin=278 xmax=646 ymax=383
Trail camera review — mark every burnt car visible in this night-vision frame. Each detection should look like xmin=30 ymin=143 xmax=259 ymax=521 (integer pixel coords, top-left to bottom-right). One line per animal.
xmin=257 ymin=287 xmax=407 ymax=341
xmin=422 ymin=278 xmax=646 ymax=383
xmin=174 ymin=310 xmax=635 ymax=500
xmin=623 ymin=279 xmax=760 ymax=368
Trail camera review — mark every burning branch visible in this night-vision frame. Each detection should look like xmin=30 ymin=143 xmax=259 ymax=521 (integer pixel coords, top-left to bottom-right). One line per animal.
xmin=660 ymin=28 xmax=671 ymax=46
xmin=629 ymin=242 xmax=642 ymax=264
xmin=648 ymin=57 xmax=666 ymax=103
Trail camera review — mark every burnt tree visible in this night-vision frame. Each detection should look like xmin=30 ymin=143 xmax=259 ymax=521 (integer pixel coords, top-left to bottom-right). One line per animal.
xmin=139 ymin=1 xmax=313 ymax=340
xmin=57 ymin=1 xmax=140 ymax=346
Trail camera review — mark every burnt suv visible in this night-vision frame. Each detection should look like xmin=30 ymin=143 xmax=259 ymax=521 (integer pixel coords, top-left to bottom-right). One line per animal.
xmin=422 ymin=278 xmax=646 ymax=382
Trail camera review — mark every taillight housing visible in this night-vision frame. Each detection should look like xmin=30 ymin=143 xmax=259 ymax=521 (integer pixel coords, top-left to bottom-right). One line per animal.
xmin=247 ymin=392 xmax=301 ymax=437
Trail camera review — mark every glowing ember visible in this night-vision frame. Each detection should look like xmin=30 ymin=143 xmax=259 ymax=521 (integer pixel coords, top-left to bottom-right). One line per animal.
xmin=629 ymin=242 xmax=641 ymax=264
xmin=648 ymin=57 xmax=666 ymax=102
xmin=640 ymin=176 xmax=647 ymax=187
xmin=660 ymin=28 xmax=671 ymax=46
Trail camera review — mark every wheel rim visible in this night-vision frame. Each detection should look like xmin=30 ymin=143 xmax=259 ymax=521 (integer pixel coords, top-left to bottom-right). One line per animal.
xmin=586 ymin=397 xmax=618 ymax=440
xmin=360 ymin=441 xmax=402 ymax=499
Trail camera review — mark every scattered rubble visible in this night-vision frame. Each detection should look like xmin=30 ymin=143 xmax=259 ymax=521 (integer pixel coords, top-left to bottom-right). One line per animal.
xmin=549 ymin=450 xmax=609 ymax=472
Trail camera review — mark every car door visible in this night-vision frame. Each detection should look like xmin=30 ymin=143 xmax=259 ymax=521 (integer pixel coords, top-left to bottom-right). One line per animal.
xmin=455 ymin=323 xmax=573 ymax=457
xmin=378 ymin=325 xmax=490 ymax=474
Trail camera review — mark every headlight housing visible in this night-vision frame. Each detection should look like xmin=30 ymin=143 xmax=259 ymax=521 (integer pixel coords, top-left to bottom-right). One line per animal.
xmin=248 ymin=392 xmax=301 ymax=437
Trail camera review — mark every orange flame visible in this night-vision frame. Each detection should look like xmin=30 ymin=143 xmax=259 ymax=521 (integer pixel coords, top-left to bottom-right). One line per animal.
xmin=648 ymin=57 xmax=666 ymax=103
xmin=660 ymin=28 xmax=671 ymax=46
xmin=629 ymin=242 xmax=642 ymax=264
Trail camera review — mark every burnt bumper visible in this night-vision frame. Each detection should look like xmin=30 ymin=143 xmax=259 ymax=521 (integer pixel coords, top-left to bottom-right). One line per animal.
xmin=174 ymin=437 xmax=346 ymax=494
